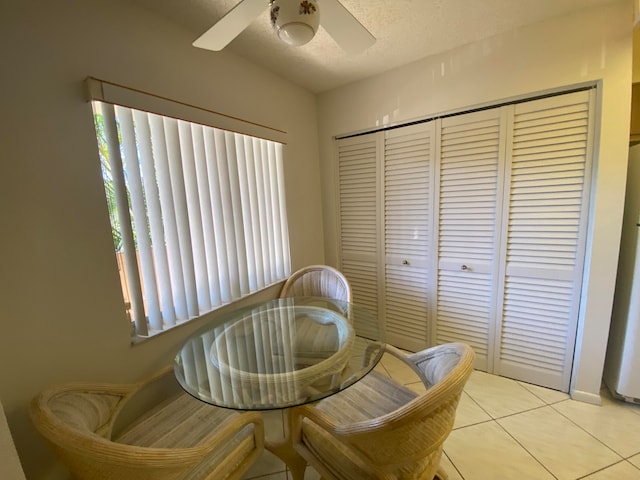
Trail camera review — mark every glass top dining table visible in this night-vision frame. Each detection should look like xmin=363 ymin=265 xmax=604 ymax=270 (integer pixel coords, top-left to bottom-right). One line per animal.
xmin=174 ymin=296 xmax=385 ymax=410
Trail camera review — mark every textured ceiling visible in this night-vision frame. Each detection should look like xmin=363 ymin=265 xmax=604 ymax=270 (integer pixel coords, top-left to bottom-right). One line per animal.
xmin=130 ymin=0 xmax=617 ymax=94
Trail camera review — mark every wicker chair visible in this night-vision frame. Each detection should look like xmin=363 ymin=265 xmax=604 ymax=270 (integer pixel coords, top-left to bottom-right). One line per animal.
xmin=1 ymin=400 xmax=26 ymax=480
xmin=279 ymin=265 xmax=353 ymax=376
xmin=30 ymin=367 xmax=264 ymax=480
xmin=288 ymin=343 xmax=474 ymax=480
xmin=280 ymin=265 xmax=352 ymax=302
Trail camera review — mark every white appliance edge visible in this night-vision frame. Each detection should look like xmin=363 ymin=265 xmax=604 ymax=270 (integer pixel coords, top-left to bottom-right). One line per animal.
xmin=604 ymin=144 xmax=640 ymax=403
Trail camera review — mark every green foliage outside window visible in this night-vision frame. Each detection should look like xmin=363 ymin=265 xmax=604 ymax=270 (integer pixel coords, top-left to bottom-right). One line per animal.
xmin=94 ymin=113 xmax=124 ymax=252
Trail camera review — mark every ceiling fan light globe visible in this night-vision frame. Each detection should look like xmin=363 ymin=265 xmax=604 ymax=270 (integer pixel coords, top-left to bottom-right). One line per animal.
xmin=277 ymin=23 xmax=316 ymax=46
xmin=271 ymin=0 xmax=319 ymax=47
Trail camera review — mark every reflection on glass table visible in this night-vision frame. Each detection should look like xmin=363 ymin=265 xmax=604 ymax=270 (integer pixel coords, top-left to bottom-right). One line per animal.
xmin=174 ymin=297 xmax=385 ymax=410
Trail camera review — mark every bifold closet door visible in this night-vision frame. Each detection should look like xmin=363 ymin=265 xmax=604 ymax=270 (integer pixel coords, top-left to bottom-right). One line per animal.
xmin=336 ymin=133 xmax=380 ymax=320
xmin=383 ymin=123 xmax=435 ymax=351
xmin=494 ymin=90 xmax=594 ymax=391
xmin=434 ymin=108 xmax=507 ymax=371
xmin=336 ymin=88 xmax=595 ymax=392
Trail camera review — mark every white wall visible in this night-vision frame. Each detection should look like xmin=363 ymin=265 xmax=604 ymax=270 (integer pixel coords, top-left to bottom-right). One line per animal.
xmin=0 ymin=0 xmax=323 ymax=478
xmin=317 ymin=1 xmax=633 ymax=404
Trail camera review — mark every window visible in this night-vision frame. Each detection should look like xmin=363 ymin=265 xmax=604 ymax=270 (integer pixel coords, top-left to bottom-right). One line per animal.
xmin=90 ymin=90 xmax=291 ymax=338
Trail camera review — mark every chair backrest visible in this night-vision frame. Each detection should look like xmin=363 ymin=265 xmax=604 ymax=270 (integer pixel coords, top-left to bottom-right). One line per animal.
xmin=334 ymin=343 xmax=474 ymax=477
xmin=0 ymin=400 xmax=27 ymax=480
xmin=280 ymin=265 xmax=352 ymax=302
xmin=30 ymin=368 xmax=263 ymax=480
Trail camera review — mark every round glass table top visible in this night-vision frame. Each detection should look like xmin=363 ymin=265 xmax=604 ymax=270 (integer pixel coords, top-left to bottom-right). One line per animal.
xmin=174 ymin=297 xmax=384 ymax=410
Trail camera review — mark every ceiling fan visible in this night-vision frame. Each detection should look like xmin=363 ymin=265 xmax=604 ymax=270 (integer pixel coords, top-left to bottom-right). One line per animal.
xmin=193 ymin=0 xmax=376 ymax=54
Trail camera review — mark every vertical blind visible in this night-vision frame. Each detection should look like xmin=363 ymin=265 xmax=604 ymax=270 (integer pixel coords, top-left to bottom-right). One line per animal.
xmin=93 ymin=101 xmax=291 ymax=337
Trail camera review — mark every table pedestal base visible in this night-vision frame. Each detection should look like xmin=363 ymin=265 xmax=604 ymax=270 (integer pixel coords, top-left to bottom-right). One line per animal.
xmin=265 ymin=437 xmax=307 ymax=480
xmin=263 ymin=406 xmax=308 ymax=480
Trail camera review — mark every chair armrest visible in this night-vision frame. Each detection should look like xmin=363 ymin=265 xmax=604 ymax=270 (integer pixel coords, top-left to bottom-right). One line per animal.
xmin=289 ymin=401 xmax=384 ymax=441
xmin=382 ymin=344 xmax=430 ymax=385
xmin=288 ymin=404 xmax=397 ymax=480
xmin=382 ymin=344 xmax=410 ymax=361
xmin=32 ymin=381 xmax=136 ymax=439
xmin=404 ymin=343 xmax=475 ymax=386
xmin=289 ymin=404 xmax=343 ymax=444
xmin=31 ymin=398 xmax=209 ymax=467
xmin=0 ymin=401 xmax=26 ymax=480
xmin=197 ymin=411 xmax=264 ymax=452
xmin=111 ymin=366 xmax=178 ymax=437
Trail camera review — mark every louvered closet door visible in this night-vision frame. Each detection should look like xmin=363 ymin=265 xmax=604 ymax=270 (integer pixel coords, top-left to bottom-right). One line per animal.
xmin=494 ymin=90 xmax=594 ymax=391
xmin=436 ymin=108 xmax=506 ymax=371
xmin=383 ymin=123 xmax=435 ymax=351
xmin=337 ymin=134 xmax=380 ymax=319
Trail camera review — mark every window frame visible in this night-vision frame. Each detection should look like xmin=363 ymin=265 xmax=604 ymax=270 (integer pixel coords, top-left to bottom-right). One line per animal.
xmin=87 ymin=78 xmax=291 ymax=338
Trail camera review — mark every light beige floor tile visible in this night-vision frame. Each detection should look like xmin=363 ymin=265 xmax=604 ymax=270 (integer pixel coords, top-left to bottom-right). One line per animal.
xmin=380 ymin=352 xmax=422 ymax=385
xmin=242 ymin=450 xmax=287 ymax=479
xmin=517 ymin=381 xmax=570 ymax=404
xmin=497 ymin=406 xmax=622 ymax=480
xmin=463 ymin=371 xmax=545 ymax=418
xmin=581 ymin=461 xmax=640 ymax=479
xmin=373 ymin=362 xmax=390 ymax=377
xmin=303 ymin=466 xmax=322 ymax=479
xmin=629 ymin=453 xmax=640 ymax=469
xmin=552 ymin=392 xmax=640 ymax=458
xmin=453 ymin=391 xmax=492 ymax=428
xmin=439 ymin=452 xmax=464 ymax=480
xmin=444 ymin=421 xmax=555 ymax=480
xmin=245 ymin=473 xmax=287 ymax=480
xmin=601 ymin=386 xmax=640 ymax=415
xmin=404 ymin=380 xmax=427 ymax=395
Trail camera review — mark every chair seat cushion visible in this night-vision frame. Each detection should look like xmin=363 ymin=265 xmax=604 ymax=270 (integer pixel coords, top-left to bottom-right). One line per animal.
xmin=294 ymin=317 xmax=340 ymax=357
xmin=115 ymin=392 xmax=256 ymax=480
xmin=314 ymin=370 xmax=418 ymax=423
xmin=300 ymin=372 xmax=418 ymax=480
xmin=115 ymin=392 xmax=248 ymax=448
xmin=49 ymin=391 xmax=125 ymax=437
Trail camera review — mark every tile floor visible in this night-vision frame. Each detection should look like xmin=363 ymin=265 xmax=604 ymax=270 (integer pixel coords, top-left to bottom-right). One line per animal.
xmin=242 ymin=351 xmax=640 ymax=480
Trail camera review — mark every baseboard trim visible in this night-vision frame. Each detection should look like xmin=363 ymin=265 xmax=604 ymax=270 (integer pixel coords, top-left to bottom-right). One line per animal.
xmin=569 ymin=389 xmax=602 ymax=405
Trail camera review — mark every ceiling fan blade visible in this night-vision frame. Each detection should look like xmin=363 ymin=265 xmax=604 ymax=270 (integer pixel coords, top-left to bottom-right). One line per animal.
xmin=320 ymin=0 xmax=375 ymax=54
xmin=193 ymin=0 xmax=268 ymax=51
